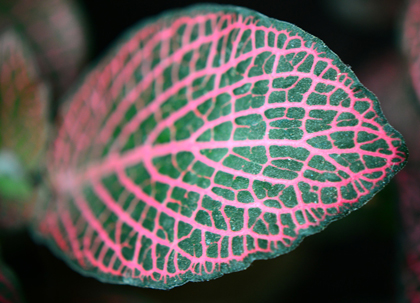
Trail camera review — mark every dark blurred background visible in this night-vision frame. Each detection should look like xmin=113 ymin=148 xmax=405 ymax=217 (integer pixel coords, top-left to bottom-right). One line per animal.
xmin=2 ymin=0 xmax=408 ymax=302
xmin=83 ymin=0 xmax=402 ymax=74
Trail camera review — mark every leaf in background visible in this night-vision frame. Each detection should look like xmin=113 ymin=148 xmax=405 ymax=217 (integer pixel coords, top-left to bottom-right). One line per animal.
xmin=400 ymin=2 xmax=420 ymax=298
xmin=0 ymin=28 xmax=49 ymax=228
xmin=0 ymin=151 xmax=32 ymax=229
xmin=0 ymin=258 xmax=25 ymax=303
xmin=403 ymin=0 xmax=420 ymax=104
xmin=33 ymin=5 xmax=408 ymax=289
xmin=0 ymin=0 xmax=89 ymax=95
xmin=0 ymin=28 xmax=49 ymax=171
xmin=396 ymin=169 xmax=420 ymax=303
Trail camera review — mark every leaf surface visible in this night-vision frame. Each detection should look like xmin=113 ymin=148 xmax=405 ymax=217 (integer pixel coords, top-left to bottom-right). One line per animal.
xmin=33 ymin=5 xmax=408 ymax=289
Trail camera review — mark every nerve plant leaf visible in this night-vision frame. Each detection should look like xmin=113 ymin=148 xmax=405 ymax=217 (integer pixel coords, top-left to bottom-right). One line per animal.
xmin=0 ymin=28 xmax=49 ymax=228
xmin=33 ymin=5 xmax=408 ymax=289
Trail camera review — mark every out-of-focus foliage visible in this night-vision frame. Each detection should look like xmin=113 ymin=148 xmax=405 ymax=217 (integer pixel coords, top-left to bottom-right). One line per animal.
xmin=0 ymin=28 xmax=49 ymax=229
xmin=0 ymin=0 xmax=89 ymax=95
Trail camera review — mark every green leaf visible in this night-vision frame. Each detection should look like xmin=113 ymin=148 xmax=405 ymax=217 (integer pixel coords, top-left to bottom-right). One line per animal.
xmin=32 ymin=4 xmax=407 ymax=289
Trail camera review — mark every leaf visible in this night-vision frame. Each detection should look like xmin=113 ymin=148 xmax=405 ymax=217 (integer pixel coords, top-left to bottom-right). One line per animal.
xmin=0 ymin=259 xmax=25 ymax=303
xmin=32 ymin=5 xmax=408 ymax=289
xmin=0 ymin=151 xmax=33 ymax=229
xmin=403 ymin=0 xmax=420 ymax=103
xmin=396 ymin=169 xmax=420 ymax=302
xmin=0 ymin=0 xmax=89 ymax=94
xmin=0 ymin=28 xmax=49 ymax=171
xmin=0 ymin=28 xmax=49 ymax=228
